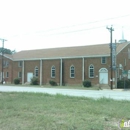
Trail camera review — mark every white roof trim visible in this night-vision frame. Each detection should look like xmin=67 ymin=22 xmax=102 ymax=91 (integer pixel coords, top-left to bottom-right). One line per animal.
xmin=0 ymin=53 xmax=13 ymax=60
xmin=13 ymin=54 xmax=110 ymax=61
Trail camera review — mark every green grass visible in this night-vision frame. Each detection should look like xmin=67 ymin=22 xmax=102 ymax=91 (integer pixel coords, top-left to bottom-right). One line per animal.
xmin=0 ymin=92 xmax=129 ymax=130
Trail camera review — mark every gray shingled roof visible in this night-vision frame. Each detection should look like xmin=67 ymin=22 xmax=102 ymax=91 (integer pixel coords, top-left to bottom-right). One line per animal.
xmin=5 ymin=42 xmax=129 ymax=60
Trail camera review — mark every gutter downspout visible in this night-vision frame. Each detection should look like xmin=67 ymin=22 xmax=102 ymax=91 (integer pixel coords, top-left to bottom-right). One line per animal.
xmin=40 ymin=59 xmax=42 ymax=86
xmin=22 ymin=61 xmax=24 ymax=85
xmin=60 ymin=58 xmax=62 ymax=86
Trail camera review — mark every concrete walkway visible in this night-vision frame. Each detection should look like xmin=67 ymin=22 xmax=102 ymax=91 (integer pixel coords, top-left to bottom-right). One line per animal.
xmin=0 ymin=85 xmax=130 ymax=100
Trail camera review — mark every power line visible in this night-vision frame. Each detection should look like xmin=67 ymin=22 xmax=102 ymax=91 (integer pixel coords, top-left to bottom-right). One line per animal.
xmin=35 ymin=14 xmax=130 ymax=34
xmin=7 ymin=14 xmax=130 ymax=39
xmin=36 ymin=25 xmax=106 ymax=36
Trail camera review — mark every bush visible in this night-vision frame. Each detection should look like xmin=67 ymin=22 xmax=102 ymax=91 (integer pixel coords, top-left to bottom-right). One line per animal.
xmin=31 ymin=77 xmax=39 ymax=85
xmin=83 ymin=80 xmax=91 ymax=87
xmin=117 ymin=79 xmax=130 ymax=89
xmin=49 ymin=80 xmax=57 ymax=86
xmin=14 ymin=78 xmax=20 ymax=84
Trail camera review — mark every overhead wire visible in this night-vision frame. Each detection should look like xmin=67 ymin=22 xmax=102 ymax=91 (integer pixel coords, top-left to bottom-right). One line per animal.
xmin=7 ymin=14 xmax=130 ymax=38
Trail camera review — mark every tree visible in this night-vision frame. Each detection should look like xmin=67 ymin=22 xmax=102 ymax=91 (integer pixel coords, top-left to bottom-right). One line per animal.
xmin=0 ymin=48 xmax=16 ymax=54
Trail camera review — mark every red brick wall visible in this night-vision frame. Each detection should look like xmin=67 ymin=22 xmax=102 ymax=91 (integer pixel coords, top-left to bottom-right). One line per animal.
xmin=13 ymin=61 xmax=22 ymax=82
xmin=24 ymin=60 xmax=40 ymax=82
xmin=62 ymin=58 xmax=82 ymax=85
xmin=2 ymin=57 xmax=13 ymax=83
xmin=116 ymin=44 xmax=130 ymax=78
xmin=42 ymin=59 xmax=60 ymax=85
xmin=84 ymin=57 xmax=111 ymax=85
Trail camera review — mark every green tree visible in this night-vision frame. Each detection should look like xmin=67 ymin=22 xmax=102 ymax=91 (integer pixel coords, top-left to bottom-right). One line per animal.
xmin=0 ymin=48 xmax=16 ymax=54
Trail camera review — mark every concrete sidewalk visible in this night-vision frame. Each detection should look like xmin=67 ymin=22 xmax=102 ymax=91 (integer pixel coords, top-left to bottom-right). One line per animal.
xmin=0 ymin=85 xmax=130 ymax=100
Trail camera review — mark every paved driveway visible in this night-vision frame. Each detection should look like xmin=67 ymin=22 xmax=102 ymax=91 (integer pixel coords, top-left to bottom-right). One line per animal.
xmin=0 ymin=85 xmax=130 ymax=100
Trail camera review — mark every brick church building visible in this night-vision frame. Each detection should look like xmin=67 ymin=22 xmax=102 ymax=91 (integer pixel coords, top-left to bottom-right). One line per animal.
xmin=0 ymin=42 xmax=130 ymax=87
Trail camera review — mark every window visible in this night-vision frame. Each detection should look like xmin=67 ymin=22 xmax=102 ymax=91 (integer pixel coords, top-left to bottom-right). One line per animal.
xmin=101 ymin=57 xmax=106 ymax=64
xmin=6 ymin=72 xmax=9 ymax=78
xmin=51 ymin=66 xmax=55 ymax=78
xmin=3 ymin=61 xmax=9 ymax=67
xmin=18 ymin=61 xmax=22 ymax=67
xmin=70 ymin=65 xmax=75 ymax=78
xmin=128 ymin=70 xmax=130 ymax=79
xmin=18 ymin=72 xmax=22 ymax=78
xmin=89 ymin=64 xmax=94 ymax=78
xmin=34 ymin=66 xmax=38 ymax=77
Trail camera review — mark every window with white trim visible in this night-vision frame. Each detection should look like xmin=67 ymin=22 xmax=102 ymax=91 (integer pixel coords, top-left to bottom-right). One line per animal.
xmin=70 ymin=65 xmax=75 ymax=78
xmin=6 ymin=72 xmax=9 ymax=78
xmin=101 ymin=57 xmax=106 ymax=64
xmin=89 ymin=64 xmax=94 ymax=78
xmin=18 ymin=61 xmax=22 ymax=67
xmin=18 ymin=72 xmax=22 ymax=78
xmin=3 ymin=61 xmax=9 ymax=67
xmin=51 ymin=66 xmax=55 ymax=78
xmin=34 ymin=66 xmax=38 ymax=77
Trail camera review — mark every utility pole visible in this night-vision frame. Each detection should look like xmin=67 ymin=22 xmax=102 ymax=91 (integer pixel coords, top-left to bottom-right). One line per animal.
xmin=106 ymin=26 xmax=114 ymax=90
xmin=0 ymin=38 xmax=7 ymax=84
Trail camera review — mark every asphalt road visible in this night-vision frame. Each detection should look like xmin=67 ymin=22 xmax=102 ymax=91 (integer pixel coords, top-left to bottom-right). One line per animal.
xmin=0 ymin=85 xmax=130 ymax=100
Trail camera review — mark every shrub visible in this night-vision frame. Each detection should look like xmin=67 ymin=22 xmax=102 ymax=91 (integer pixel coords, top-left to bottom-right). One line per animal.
xmin=31 ymin=77 xmax=39 ymax=85
xmin=83 ymin=80 xmax=91 ymax=87
xmin=14 ymin=78 xmax=20 ymax=84
xmin=117 ymin=79 xmax=130 ymax=89
xmin=49 ymin=80 xmax=57 ymax=86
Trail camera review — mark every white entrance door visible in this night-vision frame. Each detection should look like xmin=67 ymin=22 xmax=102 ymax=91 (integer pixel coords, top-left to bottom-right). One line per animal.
xmin=27 ymin=73 xmax=33 ymax=82
xmin=99 ymin=68 xmax=108 ymax=84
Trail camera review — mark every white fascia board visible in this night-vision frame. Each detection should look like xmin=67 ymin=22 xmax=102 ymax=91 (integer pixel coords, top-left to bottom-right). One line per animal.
xmin=0 ymin=53 xmax=13 ymax=60
xmin=13 ymin=54 xmax=110 ymax=61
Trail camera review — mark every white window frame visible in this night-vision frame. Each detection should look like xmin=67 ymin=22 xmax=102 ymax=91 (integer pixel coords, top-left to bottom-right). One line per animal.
xmin=34 ymin=66 xmax=38 ymax=77
xmin=101 ymin=57 xmax=107 ymax=64
xmin=51 ymin=66 xmax=56 ymax=78
xmin=70 ymin=65 xmax=75 ymax=78
xmin=18 ymin=72 xmax=22 ymax=78
xmin=89 ymin=64 xmax=94 ymax=78
xmin=18 ymin=61 xmax=22 ymax=67
xmin=6 ymin=72 xmax=9 ymax=78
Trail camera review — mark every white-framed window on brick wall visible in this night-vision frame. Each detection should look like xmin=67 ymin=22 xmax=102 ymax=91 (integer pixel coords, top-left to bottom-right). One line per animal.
xmin=89 ymin=64 xmax=94 ymax=78
xmin=34 ymin=66 xmax=38 ymax=77
xmin=51 ymin=66 xmax=56 ymax=78
xmin=18 ymin=72 xmax=22 ymax=78
xmin=101 ymin=57 xmax=107 ymax=64
xmin=18 ymin=61 xmax=22 ymax=67
xmin=70 ymin=65 xmax=75 ymax=78
xmin=6 ymin=72 xmax=9 ymax=78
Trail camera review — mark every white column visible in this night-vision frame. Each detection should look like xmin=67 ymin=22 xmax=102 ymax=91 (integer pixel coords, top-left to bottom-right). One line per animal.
xmin=40 ymin=60 xmax=42 ymax=86
xmin=60 ymin=58 xmax=62 ymax=86
xmin=22 ymin=61 xmax=24 ymax=85
xmin=82 ymin=57 xmax=84 ymax=81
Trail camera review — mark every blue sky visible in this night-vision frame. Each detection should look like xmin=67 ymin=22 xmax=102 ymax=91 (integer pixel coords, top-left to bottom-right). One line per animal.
xmin=0 ymin=0 xmax=130 ymax=51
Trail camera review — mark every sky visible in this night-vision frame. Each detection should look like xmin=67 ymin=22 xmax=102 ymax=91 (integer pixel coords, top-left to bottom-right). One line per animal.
xmin=0 ymin=0 xmax=130 ymax=52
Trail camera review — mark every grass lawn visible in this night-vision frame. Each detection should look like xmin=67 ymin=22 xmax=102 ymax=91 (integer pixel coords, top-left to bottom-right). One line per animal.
xmin=0 ymin=92 xmax=129 ymax=130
